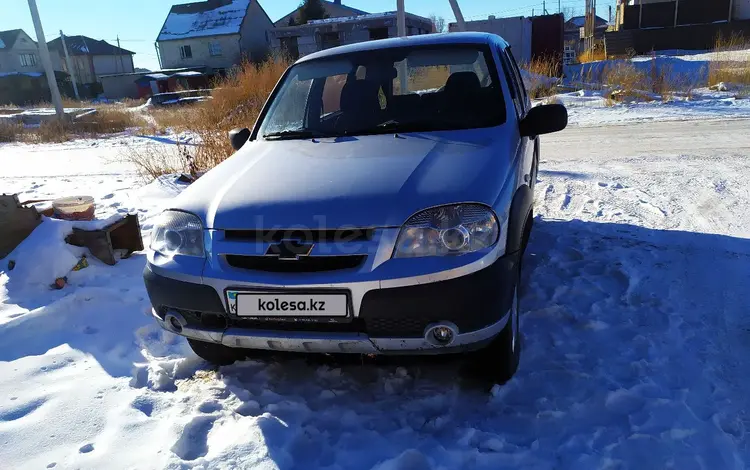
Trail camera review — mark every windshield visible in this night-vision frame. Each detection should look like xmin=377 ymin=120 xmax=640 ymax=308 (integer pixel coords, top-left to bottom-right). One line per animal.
xmin=258 ymin=44 xmax=506 ymax=139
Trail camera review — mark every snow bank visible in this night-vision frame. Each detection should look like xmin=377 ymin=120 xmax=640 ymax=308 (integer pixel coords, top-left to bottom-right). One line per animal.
xmin=2 ymin=110 xmax=750 ymax=469
xmin=545 ymin=88 xmax=750 ymax=127
xmin=1 ymin=218 xmax=84 ymax=290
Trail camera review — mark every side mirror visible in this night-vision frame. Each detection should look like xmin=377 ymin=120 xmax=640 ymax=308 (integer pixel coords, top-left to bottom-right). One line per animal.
xmin=229 ymin=127 xmax=251 ymax=151
xmin=519 ymin=104 xmax=568 ymax=137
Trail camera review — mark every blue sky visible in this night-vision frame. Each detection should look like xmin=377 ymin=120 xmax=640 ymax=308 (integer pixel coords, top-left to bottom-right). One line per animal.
xmin=1 ymin=0 xmax=616 ymax=70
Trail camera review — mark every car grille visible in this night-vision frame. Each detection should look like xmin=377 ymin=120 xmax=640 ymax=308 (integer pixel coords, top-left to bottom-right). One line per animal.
xmin=224 ymin=228 xmax=373 ymax=243
xmin=225 ymin=254 xmax=366 ymax=273
xmin=166 ymin=308 xmax=429 ymax=338
xmin=364 ymin=318 xmax=427 ymax=338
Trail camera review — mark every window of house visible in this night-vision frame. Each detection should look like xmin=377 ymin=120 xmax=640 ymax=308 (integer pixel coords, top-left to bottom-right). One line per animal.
xmin=369 ymin=28 xmax=388 ymax=40
xmin=179 ymin=45 xmax=192 ymax=59
xmin=19 ymin=53 xmax=37 ymax=67
xmin=209 ymin=41 xmax=222 ymax=56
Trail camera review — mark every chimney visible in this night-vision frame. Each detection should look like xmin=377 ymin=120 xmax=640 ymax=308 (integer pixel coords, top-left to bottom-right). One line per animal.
xmin=334 ymin=0 xmax=341 ymax=4
xmin=488 ymin=15 xmax=496 ymax=20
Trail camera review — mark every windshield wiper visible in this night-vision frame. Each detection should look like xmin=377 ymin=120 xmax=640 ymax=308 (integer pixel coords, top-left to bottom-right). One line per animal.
xmin=263 ymin=129 xmax=331 ymax=140
xmin=346 ymin=117 xmax=473 ymax=135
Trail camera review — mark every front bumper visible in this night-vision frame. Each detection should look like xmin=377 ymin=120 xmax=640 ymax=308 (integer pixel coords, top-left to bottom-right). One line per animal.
xmin=144 ymin=252 xmax=519 ymax=354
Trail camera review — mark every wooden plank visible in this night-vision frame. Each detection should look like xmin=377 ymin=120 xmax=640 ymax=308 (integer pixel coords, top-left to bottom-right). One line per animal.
xmin=0 ymin=194 xmax=42 ymax=259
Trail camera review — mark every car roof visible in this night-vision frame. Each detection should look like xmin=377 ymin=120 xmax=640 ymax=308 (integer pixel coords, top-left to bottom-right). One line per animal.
xmin=296 ymin=32 xmax=508 ymax=63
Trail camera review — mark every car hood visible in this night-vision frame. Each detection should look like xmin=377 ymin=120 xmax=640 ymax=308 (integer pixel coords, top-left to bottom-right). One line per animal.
xmin=174 ymin=128 xmax=518 ymax=229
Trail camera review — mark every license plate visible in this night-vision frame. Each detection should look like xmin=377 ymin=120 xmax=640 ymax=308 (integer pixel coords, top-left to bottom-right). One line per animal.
xmin=227 ymin=291 xmax=348 ymax=317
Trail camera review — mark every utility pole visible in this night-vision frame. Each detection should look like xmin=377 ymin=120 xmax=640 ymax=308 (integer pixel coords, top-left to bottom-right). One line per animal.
xmin=638 ymin=0 xmax=643 ymax=29
xmin=396 ymin=0 xmax=406 ymax=37
xmin=396 ymin=0 xmax=407 ymax=94
xmin=27 ymin=0 xmax=64 ymax=117
xmin=543 ymin=0 xmax=547 ymax=15
xmin=59 ymin=31 xmax=79 ymax=100
xmin=558 ymin=0 xmax=561 ymax=14
xmin=448 ymin=0 xmax=466 ymax=31
xmin=728 ymin=0 xmax=734 ymax=22
xmin=117 ymin=36 xmax=124 ymax=73
xmin=609 ymin=5 xmax=613 ymax=24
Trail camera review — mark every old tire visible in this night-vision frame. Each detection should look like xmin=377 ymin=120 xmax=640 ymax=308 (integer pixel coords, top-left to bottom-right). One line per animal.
xmin=188 ymin=339 xmax=242 ymax=366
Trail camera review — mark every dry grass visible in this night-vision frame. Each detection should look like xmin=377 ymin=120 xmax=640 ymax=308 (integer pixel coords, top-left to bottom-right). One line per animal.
xmin=121 ymin=143 xmax=194 ymax=181
xmin=709 ymin=33 xmax=750 ymax=87
xmin=0 ymin=105 xmax=147 ymax=143
xmin=522 ymin=56 xmax=560 ymax=98
xmin=0 ymin=120 xmax=23 ymax=142
xmin=146 ymin=55 xmax=290 ymax=171
xmin=33 ymin=119 xmax=72 ymax=143
xmin=74 ymin=107 xmax=147 ymax=135
xmin=578 ymin=48 xmax=606 ymax=64
xmin=603 ymin=61 xmax=648 ymax=94
xmin=148 ymin=107 xmax=187 ymax=133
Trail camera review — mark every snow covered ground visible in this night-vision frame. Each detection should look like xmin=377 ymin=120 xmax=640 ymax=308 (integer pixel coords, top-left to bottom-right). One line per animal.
xmin=550 ymin=89 xmax=750 ymax=127
xmin=1 ymin=110 xmax=750 ymax=468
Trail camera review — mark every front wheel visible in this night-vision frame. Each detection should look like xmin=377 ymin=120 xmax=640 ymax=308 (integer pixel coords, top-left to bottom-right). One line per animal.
xmin=465 ymin=264 xmax=522 ymax=385
xmin=188 ymin=338 xmax=243 ymax=366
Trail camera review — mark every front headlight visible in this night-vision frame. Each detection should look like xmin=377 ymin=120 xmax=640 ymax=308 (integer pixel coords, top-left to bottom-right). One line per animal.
xmin=393 ymin=204 xmax=499 ymax=258
xmin=150 ymin=210 xmax=205 ymax=257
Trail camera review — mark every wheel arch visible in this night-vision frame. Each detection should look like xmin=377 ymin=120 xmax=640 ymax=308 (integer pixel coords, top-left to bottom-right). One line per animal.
xmin=506 ymin=184 xmax=534 ymax=254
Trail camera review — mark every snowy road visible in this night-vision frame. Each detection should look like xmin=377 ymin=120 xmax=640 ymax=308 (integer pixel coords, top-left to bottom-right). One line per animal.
xmin=1 ymin=118 xmax=750 ymax=469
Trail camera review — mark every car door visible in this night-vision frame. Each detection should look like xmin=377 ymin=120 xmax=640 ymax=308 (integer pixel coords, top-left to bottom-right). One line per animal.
xmin=497 ymin=46 xmax=535 ymax=191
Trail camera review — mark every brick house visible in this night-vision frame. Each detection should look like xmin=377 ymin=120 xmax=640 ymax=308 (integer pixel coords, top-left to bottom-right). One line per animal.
xmin=156 ymin=0 xmax=274 ymax=71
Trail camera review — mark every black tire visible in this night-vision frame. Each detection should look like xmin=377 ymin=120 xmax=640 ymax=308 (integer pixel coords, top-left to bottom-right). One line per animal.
xmin=187 ymin=338 xmax=243 ymax=366
xmin=463 ymin=261 xmax=522 ymax=386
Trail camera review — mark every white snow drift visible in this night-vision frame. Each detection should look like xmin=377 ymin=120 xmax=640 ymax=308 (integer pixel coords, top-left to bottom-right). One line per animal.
xmin=1 ymin=111 xmax=749 ymax=468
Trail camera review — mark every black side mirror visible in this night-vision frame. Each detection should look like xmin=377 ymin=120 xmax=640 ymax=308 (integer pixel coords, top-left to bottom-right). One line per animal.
xmin=519 ymin=104 xmax=568 ymax=137
xmin=229 ymin=127 xmax=251 ymax=151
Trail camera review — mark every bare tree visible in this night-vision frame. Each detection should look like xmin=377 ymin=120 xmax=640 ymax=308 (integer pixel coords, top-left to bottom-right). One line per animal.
xmin=428 ymin=14 xmax=446 ymax=33
xmin=562 ymin=6 xmax=580 ymax=20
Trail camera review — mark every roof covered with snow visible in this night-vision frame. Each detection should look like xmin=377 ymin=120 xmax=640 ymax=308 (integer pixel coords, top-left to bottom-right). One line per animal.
xmin=157 ymin=0 xmax=251 ymax=41
xmin=47 ymin=36 xmax=134 ymax=56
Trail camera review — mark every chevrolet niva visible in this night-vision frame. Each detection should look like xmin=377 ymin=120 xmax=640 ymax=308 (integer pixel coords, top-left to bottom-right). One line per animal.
xmin=144 ymin=32 xmax=567 ymax=383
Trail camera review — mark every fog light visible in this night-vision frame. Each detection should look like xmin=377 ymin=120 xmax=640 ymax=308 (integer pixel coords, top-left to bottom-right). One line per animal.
xmin=432 ymin=326 xmax=454 ymax=344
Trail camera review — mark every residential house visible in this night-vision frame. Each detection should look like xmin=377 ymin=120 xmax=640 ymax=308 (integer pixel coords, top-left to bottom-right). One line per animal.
xmin=607 ymin=0 xmax=750 ymax=56
xmin=0 ymin=29 xmax=43 ymax=74
xmin=156 ymin=0 xmax=274 ymax=71
xmin=564 ymin=15 xmax=608 ymax=55
xmin=271 ymin=11 xmax=433 ymax=59
xmin=275 ymin=0 xmax=368 ymax=27
xmin=47 ymin=35 xmax=135 ymax=85
xmin=0 ymin=29 xmax=49 ymax=105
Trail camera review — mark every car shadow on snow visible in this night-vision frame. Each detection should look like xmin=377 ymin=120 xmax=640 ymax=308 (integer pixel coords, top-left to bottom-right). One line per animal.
xmin=1 ymin=218 xmax=749 ymax=467
xmin=210 ymin=218 xmax=750 ymax=469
